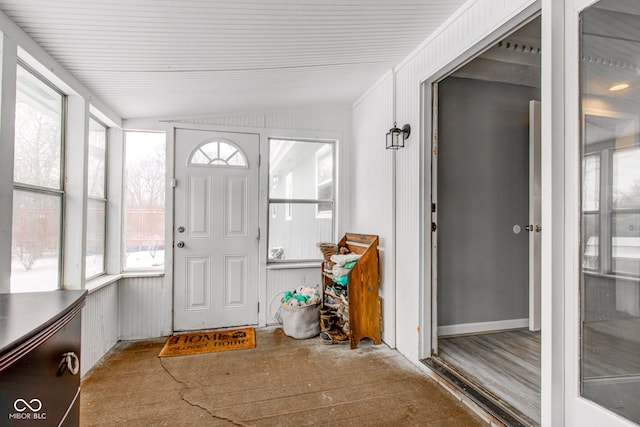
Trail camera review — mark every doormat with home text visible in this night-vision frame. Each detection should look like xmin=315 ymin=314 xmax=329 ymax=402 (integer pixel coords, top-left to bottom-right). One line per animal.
xmin=158 ymin=328 xmax=255 ymax=357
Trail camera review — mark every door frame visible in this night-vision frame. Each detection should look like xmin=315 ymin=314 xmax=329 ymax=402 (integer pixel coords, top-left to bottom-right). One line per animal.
xmin=421 ymin=8 xmax=542 ymax=355
xmin=172 ymin=127 xmax=261 ymax=331
xmin=417 ymin=0 xmax=547 ymax=419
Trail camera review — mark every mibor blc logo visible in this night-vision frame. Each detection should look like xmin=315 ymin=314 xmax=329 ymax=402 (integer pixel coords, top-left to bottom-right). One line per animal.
xmin=8 ymin=398 xmax=47 ymax=421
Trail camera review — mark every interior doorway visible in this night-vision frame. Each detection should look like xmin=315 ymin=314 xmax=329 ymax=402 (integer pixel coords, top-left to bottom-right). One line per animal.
xmin=425 ymin=17 xmax=542 ymax=427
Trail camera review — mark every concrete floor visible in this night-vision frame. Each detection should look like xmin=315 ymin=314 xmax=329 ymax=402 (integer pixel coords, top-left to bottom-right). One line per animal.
xmin=80 ymin=327 xmax=488 ymax=426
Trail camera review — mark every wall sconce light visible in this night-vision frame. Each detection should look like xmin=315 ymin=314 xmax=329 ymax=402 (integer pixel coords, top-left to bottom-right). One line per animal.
xmin=386 ymin=122 xmax=411 ymax=149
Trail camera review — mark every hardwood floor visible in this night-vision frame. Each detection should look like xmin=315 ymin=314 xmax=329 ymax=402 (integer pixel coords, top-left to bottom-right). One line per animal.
xmin=582 ymin=318 xmax=640 ymax=424
xmin=583 ymin=318 xmax=640 ymax=378
xmin=437 ymin=329 xmax=541 ymax=426
xmin=81 ymin=327 xmax=488 ymax=426
xmin=434 ymin=319 xmax=640 ymax=426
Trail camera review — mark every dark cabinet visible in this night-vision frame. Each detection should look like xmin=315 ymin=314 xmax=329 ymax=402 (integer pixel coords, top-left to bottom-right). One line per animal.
xmin=0 ymin=290 xmax=86 ymax=426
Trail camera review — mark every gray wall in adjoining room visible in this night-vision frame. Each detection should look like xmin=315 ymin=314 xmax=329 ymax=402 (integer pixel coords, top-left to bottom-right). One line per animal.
xmin=437 ymin=76 xmax=539 ymax=328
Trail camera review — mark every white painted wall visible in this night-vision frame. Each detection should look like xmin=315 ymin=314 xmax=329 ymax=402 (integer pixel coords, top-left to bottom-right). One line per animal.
xmin=81 ymin=284 xmax=119 ymax=377
xmin=119 ymin=275 xmax=168 ymax=340
xmin=351 ymin=72 xmax=396 ymax=346
xmin=352 ymin=0 xmax=539 ymax=362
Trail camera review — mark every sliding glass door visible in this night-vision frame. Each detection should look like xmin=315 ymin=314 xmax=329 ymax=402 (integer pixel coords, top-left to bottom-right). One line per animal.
xmin=579 ymin=1 xmax=640 ymax=424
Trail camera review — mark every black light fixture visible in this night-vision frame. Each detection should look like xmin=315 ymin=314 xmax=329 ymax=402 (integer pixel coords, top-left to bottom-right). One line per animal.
xmin=386 ymin=122 xmax=411 ymax=149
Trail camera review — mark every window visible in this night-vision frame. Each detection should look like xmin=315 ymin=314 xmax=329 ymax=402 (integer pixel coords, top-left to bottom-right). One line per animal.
xmin=85 ymin=117 xmax=107 ymax=279
xmin=268 ymin=139 xmax=335 ymax=262
xmin=11 ymin=64 xmax=65 ymax=292
xmin=189 ymin=140 xmax=247 ymax=167
xmin=316 ymin=145 xmax=333 ymax=218
xmin=123 ymin=131 xmax=166 ymax=270
xmin=285 ymin=172 xmax=293 ymax=221
xmin=582 ymin=153 xmax=600 ymax=271
xmin=580 ymin=2 xmax=640 ymax=423
xmin=611 ymin=147 xmax=640 ymax=276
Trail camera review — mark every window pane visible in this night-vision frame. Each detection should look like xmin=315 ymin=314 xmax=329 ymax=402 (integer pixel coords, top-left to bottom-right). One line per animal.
xmin=613 ymin=148 xmax=640 ymax=209
xmin=189 ymin=141 xmax=247 ymax=167
xmin=88 ymin=118 xmax=106 ymax=198
xmin=10 ymin=190 xmax=61 ymax=292
xmin=270 ymin=139 xmax=333 ymax=199
xmin=86 ymin=199 xmax=106 ymax=278
xmin=268 ymin=203 xmax=332 ymax=261
xmin=582 ymin=213 xmax=599 ymax=271
xmin=14 ymin=65 xmax=63 ymax=189
xmin=317 ymin=183 xmax=333 ymax=218
xmin=611 ymin=212 xmax=640 ymax=277
xmin=580 ymin=2 xmax=640 ymax=422
xmin=317 ymin=146 xmax=333 ymax=185
xmin=582 ymin=154 xmax=600 ymax=211
xmin=124 ymin=131 xmax=165 ymax=269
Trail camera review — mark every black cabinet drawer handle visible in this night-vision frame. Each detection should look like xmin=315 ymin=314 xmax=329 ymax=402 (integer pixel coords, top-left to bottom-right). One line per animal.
xmin=57 ymin=352 xmax=80 ymax=376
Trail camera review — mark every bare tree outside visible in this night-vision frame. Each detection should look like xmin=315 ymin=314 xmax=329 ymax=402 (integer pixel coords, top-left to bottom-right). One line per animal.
xmin=11 ymin=65 xmax=64 ymax=292
xmin=124 ymin=131 xmax=166 ymax=269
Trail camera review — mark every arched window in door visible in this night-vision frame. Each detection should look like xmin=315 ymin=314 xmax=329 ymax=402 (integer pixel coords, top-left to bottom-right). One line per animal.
xmin=189 ymin=139 xmax=248 ymax=167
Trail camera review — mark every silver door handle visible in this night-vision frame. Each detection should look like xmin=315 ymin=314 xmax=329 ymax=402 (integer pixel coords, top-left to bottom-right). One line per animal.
xmin=176 ymin=241 xmax=185 ymax=248
xmin=57 ymin=352 xmax=79 ymax=376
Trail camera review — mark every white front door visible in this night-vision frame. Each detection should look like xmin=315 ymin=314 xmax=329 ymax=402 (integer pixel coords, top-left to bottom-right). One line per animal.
xmin=173 ymin=128 xmax=259 ymax=331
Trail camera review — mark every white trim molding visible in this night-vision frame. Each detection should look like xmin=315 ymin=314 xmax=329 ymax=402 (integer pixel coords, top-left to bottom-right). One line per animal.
xmin=438 ymin=318 xmax=529 ymax=337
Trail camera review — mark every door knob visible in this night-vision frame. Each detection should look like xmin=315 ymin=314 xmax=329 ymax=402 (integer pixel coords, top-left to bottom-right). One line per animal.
xmin=535 ymin=225 xmax=542 ymax=233
xmin=176 ymin=241 xmax=185 ymax=248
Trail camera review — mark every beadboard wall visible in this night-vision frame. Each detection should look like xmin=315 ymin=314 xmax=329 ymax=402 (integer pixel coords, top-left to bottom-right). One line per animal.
xmin=81 ymin=275 xmax=167 ymax=376
xmin=81 ymin=283 xmax=119 ymax=377
xmin=170 ymin=106 xmax=352 ymax=133
xmin=118 ymin=276 xmax=169 ymax=340
xmin=352 ymin=0 xmax=537 ymax=362
xmin=351 ymin=72 xmax=396 ymax=347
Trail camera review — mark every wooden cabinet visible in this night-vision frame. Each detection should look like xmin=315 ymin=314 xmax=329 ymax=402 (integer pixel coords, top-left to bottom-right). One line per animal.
xmin=0 ymin=290 xmax=86 ymax=426
xmin=321 ymin=233 xmax=381 ymax=349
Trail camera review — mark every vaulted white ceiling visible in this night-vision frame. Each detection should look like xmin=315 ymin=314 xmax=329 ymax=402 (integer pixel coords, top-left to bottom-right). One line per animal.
xmin=0 ymin=0 xmax=466 ymax=119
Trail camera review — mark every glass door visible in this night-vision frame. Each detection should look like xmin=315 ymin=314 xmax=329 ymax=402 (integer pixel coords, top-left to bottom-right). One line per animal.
xmin=578 ymin=1 xmax=640 ymax=424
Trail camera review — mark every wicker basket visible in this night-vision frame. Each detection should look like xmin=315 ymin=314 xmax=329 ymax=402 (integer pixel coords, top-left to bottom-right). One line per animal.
xmin=317 ymin=242 xmax=338 ymax=270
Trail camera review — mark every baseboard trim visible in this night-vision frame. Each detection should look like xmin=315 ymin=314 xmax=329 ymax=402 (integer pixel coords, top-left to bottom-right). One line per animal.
xmin=438 ymin=318 xmax=529 ymax=337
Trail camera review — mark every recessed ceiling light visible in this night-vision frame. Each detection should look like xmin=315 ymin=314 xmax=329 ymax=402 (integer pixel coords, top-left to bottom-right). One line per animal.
xmin=610 ymin=83 xmax=630 ymax=91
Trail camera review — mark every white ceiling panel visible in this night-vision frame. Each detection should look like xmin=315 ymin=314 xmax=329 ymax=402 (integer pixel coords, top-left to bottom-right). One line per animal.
xmin=0 ymin=0 xmax=466 ymax=119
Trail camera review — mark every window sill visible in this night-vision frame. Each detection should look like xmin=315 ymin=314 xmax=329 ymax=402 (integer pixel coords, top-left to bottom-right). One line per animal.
xmin=85 ymin=274 xmax=122 ymax=294
xmin=85 ymin=271 xmax=165 ymax=294
xmin=584 ymin=271 xmax=640 ymax=283
xmin=266 ymin=262 xmax=320 ymax=270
